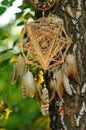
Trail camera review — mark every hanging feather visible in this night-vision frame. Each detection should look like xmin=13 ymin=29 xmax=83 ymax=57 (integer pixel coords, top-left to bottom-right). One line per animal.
xmin=17 ymin=54 xmax=25 ymax=74
xmin=41 ymin=87 xmax=49 ymax=116
xmin=50 ymin=79 xmax=64 ymax=102
xmin=63 ymin=72 xmax=72 ymax=95
xmin=22 ymin=79 xmax=28 ymax=99
xmin=66 ymin=54 xmax=79 ymax=83
xmin=20 ymin=65 xmax=26 ymax=77
xmin=12 ymin=63 xmax=19 ymax=84
xmin=12 ymin=54 xmax=25 ymax=84
xmin=55 ymin=69 xmax=64 ymax=102
xmin=35 ymin=82 xmax=42 ymax=100
xmin=49 ymin=79 xmax=56 ymax=101
xmin=22 ymin=70 xmax=36 ymax=98
xmin=62 ymin=63 xmax=69 ymax=76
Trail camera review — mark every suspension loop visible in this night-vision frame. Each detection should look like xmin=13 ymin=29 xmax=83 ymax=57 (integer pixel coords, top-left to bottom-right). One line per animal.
xmin=29 ymin=0 xmax=57 ymax=11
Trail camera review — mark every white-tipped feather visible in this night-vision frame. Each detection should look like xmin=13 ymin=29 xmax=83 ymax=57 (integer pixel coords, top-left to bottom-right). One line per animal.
xmin=66 ymin=54 xmax=76 ymax=65
xmin=66 ymin=54 xmax=79 ymax=83
xmin=66 ymin=54 xmax=76 ymax=76
xmin=22 ymin=71 xmax=36 ymax=98
xmin=63 ymin=73 xmax=72 ymax=95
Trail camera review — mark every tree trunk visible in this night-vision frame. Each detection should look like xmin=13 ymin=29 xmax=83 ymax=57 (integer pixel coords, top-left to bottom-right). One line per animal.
xmin=48 ymin=0 xmax=86 ymax=130
xmin=35 ymin=0 xmax=86 ymax=129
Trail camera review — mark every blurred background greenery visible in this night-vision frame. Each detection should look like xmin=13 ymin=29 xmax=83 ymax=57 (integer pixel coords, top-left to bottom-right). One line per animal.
xmin=0 ymin=0 xmax=50 ymax=129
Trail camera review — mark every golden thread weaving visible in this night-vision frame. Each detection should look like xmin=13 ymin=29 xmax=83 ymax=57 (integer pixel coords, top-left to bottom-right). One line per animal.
xmin=18 ymin=17 xmax=72 ymax=70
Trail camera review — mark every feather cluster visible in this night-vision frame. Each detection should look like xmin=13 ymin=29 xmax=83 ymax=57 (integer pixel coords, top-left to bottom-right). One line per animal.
xmin=12 ymin=53 xmax=79 ymax=116
xmin=12 ymin=55 xmax=42 ymax=100
xmin=50 ymin=54 xmax=79 ymax=101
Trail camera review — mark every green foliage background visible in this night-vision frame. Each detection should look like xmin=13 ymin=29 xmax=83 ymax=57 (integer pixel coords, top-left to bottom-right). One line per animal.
xmin=0 ymin=0 xmax=50 ymax=129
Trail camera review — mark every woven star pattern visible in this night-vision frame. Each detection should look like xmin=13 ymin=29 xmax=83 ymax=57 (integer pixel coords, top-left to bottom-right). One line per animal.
xmin=18 ymin=17 xmax=72 ymax=70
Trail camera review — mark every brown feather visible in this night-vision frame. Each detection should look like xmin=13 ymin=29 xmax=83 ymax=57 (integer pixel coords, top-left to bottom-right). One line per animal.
xmin=35 ymin=82 xmax=42 ymax=99
xmin=17 ymin=54 xmax=25 ymax=75
xmin=55 ymin=69 xmax=64 ymax=102
xmin=50 ymin=79 xmax=56 ymax=101
xmin=66 ymin=54 xmax=79 ymax=83
xmin=56 ymin=69 xmax=64 ymax=100
xmin=12 ymin=54 xmax=25 ymax=84
xmin=12 ymin=63 xmax=19 ymax=84
xmin=50 ymin=69 xmax=64 ymax=102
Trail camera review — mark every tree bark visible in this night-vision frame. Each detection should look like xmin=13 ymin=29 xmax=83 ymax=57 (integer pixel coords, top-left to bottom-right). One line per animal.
xmin=48 ymin=0 xmax=86 ymax=130
xmin=35 ymin=0 xmax=86 ymax=129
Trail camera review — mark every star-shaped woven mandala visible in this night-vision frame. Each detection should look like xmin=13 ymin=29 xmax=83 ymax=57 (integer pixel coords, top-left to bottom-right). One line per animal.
xmin=18 ymin=17 xmax=72 ymax=70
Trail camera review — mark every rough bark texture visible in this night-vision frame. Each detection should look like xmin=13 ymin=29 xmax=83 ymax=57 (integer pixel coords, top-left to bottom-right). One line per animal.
xmin=35 ymin=0 xmax=86 ymax=130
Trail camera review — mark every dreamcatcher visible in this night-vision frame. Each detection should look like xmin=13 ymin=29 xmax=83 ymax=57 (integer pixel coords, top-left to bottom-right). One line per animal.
xmin=12 ymin=0 xmax=79 ymax=116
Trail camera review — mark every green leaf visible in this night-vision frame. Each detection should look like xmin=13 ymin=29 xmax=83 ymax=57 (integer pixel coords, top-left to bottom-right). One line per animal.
xmin=17 ymin=21 xmax=24 ymax=26
xmin=18 ymin=5 xmax=25 ymax=10
xmin=24 ymin=12 xmax=35 ymax=20
xmin=0 ymin=50 xmax=14 ymax=63
xmin=0 ymin=59 xmax=9 ymax=68
xmin=9 ymin=0 xmax=15 ymax=6
xmin=0 ymin=35 xmax=8 ymax=40
xmin=27 ymin=2 xmax=34 ymax=11
xmin=24 ymin=12 xmax=31 ymax=20
xmin=0 ymin=6 xmax=6 ymax=15
xmin=1 ymin=0 xmax=9 ymax=6
xmin=24 ymin=13 xmax=29 ymax=20
xmin=15 ymin=12 xmax=23 ymax=19
xmin=13 ymin=39 xmax=18 ymax=47
xmin=22 ymin=1 xmax=34 ymax=11
xmin=0 ymin=48 xmax=13 ymax=55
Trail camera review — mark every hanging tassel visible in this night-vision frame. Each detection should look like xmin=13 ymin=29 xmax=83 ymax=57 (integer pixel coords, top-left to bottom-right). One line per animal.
xmin=41 ymin=87 xmax=49 ymax=116
xmin=22 ymin=70 xmax=36 ymax=99
xmin=12 ymin=54 xmax=25 ymax=84
xmin=66 ymin=54 xmax=79 ymax=83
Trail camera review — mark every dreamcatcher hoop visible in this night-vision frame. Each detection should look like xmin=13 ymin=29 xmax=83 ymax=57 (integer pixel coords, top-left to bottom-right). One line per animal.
xmin=29 ymin=0 xmax=57 ymax=11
